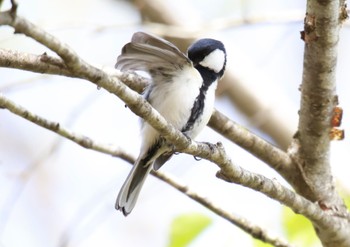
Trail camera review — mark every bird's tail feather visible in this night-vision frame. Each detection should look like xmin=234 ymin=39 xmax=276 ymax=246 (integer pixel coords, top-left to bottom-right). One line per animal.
xmin=115 ymin=158 xmax=152 ymax=216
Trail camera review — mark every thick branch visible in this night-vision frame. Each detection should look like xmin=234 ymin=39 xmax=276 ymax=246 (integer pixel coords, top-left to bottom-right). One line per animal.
xmin=298 ymin=1 xmax=340 ymax=202
xmin=296 ymin=0 xmax=350 ymax=246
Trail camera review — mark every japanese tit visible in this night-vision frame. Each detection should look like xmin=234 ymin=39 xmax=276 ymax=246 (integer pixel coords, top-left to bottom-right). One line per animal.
xmin=115 ymin=32 xmax=226 ymax=216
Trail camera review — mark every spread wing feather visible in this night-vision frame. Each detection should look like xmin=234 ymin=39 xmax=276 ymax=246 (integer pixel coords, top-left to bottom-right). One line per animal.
xmin=115 ymin=32 xmax=190 ymax=72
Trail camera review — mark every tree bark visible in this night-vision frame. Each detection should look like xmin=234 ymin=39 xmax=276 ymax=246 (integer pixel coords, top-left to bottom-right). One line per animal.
xmin=295 ymin=0 xmax=350 ymax=246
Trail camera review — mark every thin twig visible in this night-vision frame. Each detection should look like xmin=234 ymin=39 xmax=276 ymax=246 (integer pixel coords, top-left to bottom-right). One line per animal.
xmin=0 ymin=93 xmax=134 ymax=163
xmin=153 ymin=170 xmax=295 ymax=247
xmin=0 ymin=91 xmax=101 ymax=234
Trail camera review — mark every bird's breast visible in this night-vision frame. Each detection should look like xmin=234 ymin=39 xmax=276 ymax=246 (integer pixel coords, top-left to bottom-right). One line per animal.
xmin=141 ymin=66 xmax=217 ymax=151
xmin=148 ymin=67 xmax=203 ymax=129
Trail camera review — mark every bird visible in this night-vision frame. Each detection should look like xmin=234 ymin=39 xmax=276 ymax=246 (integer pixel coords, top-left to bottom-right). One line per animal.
xmin=115 ymin=32 xmax=226 ymax=216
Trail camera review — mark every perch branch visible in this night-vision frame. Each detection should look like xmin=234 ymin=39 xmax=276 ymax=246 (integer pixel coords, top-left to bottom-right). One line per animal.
xmin=294 ymin=0 xmax=350 ymax=246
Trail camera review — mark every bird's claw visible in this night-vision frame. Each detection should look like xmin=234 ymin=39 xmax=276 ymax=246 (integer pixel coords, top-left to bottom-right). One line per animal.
xmin=202 ymin=141 xmax=216 ymax=151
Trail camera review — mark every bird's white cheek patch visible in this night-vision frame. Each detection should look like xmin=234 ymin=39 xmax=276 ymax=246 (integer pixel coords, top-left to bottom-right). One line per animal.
xmin=199 ymin=49 xmax=225 ymax=73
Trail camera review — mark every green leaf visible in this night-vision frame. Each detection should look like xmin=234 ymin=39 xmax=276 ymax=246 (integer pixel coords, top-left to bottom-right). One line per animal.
xmin=168 ymin=212 xmax=212 ymax=247
xmin=282 ymin=207 xmax=320 ymax=246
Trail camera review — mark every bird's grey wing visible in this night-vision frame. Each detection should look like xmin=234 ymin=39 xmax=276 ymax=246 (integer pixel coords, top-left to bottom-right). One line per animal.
xmin=115 ymin=32 xmax=191 ymax=72
xmin=130 ymin=32 xmax=186 ymax=59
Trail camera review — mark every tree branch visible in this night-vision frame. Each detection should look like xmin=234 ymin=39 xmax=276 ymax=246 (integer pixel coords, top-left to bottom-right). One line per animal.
xmin=0 ymin=49 xmax=73 ymax=77
xmin=209 ymin=111 xmax=300 ymax=183
xmin=0 ymin=93 xmax=135 ymax=164
xmin=298 ymin=1 xmax=341 ymax=203
xmin=0 ymin=48 xmax=148 ymax=93
xmin=155 ymin=172 xmax=296 ymax=247
xmin=295 ymin=0 xmax=350 ymax=246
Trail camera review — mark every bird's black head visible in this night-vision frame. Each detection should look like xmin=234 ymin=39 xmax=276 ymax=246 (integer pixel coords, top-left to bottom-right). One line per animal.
xmin=187 ymin=38 xmax=226 ymax=79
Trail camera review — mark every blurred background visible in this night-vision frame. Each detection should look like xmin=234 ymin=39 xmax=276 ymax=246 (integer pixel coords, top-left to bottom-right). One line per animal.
xmin=0 ymin=0 xmax=349 ymax=246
